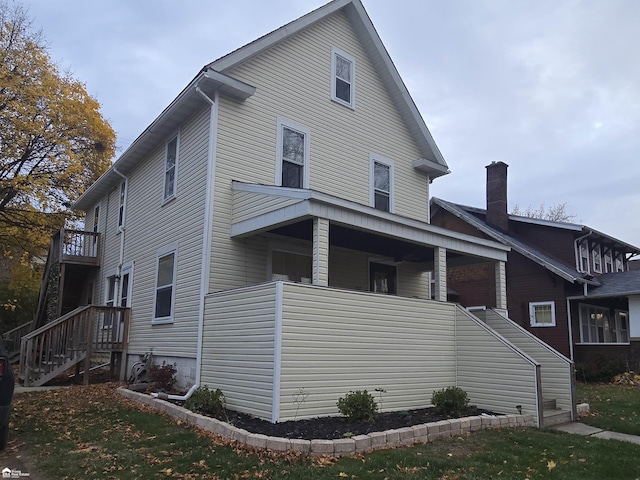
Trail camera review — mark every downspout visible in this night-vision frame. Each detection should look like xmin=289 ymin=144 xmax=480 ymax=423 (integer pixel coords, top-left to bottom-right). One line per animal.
xmin=153 ymin=86 xmax=218 ymax=401
xmin=113 ymin=166 xmax=128 ymax=306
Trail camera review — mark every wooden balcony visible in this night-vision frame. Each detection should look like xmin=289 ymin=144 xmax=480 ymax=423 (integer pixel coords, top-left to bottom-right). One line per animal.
xmin=60 ymin=229 xmax=100 ymax=266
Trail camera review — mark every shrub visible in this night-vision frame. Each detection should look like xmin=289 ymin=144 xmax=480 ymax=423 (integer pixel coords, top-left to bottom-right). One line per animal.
xmin=431 ymin=386 xmax=469 ymax=418
xmin=148 ymin=361 xmax=177 ymax=391
xmin=576 ymin=355 xmax=626 ymax=383
xmin=185 ymin=386 xmax=226 ymax=415
xmin=337 ymin=390 xmax=378 ymax=422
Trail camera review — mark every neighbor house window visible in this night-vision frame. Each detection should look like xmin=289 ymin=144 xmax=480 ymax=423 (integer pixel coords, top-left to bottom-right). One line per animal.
xmin=276 ymin=118 xmax=310 ymax=189
xmin=370 ymin=155 xmax=394 ymax=212
xmin=117 ymin=181 xmax=126 ymax=229
xmin=154 ymin=245 xmax=177 ymax=323
xmin=604 ymin=251 xmax=613 ymax=273
xmin=592 ymin=245 xmax=602 ymax=273
xmin=579 ymin=241 xmax=589 ymax=273
xmin=331 ymin=47 xmax=355 ymax=108
xmin=579 ymin=304 xmax=629 ymax=344
xmin=529 ymin=301 xmax=556 ymax=327
xmin=164 ymin=136 xmax=178 ymax=201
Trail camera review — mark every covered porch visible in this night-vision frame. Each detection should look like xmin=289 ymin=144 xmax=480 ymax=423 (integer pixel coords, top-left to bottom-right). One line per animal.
xmin=231 ymin=182 xmax=510 ymax=306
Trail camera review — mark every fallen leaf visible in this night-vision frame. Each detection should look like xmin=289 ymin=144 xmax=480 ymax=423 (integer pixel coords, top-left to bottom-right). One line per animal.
xmin=547 ymin=460 xmax=556 ymax=471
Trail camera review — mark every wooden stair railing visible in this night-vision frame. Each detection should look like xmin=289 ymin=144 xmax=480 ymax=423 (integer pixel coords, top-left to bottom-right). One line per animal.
xmin=19 ymin=305 xmax=130 ymax=387
xmin=1 ymin=321 xmax=33 ymax=362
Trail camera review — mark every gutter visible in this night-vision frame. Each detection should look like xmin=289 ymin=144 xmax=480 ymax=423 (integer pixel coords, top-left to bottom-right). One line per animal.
xmin=152 ymin=86 xmax=219 ymax=402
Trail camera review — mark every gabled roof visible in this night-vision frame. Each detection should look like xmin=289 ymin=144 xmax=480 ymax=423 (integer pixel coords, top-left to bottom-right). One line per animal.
xmin=75 ymin=0 xmax=448 ymax=212
xmin=431 ymin=197 xmax=599 ymax=285
xmin=208 ymin=0 xmax=449 ymax=178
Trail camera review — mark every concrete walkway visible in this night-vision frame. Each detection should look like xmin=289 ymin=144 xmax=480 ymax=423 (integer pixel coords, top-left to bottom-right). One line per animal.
xmin=553 ymin=422 xmax=640 ymax=446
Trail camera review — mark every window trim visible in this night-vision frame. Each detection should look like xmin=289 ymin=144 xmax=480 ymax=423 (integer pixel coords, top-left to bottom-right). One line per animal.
xmin=579 ymin=240 xmax=590 ymax=273
xmin=592 ymin=244 xmax=602 ymax=273
xmin=163 ymin=134 xmax=179 ymax=203
xmin=153 ymin=244 xmax=178 ymax=324
xmin=369 ymin=154 xmax=395 ymax=213
xmin=529 ymin=301 xmax=556 ymax=327
xmin=331 ymin=47 xmax=356 ymax=109
xmin=275 ymin=117 xmax=310 ymax=189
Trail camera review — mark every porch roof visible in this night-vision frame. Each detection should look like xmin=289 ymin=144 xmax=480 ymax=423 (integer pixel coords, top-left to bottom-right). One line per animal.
xmin=581 ymin=270 xmax=640 ymax=299
xmin=231 ymin=182 xmax=509 ymax=262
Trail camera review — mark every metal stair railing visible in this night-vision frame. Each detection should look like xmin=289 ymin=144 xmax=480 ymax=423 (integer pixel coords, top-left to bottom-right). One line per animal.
xmin=19 ymin=305 xmax=130 ymax=387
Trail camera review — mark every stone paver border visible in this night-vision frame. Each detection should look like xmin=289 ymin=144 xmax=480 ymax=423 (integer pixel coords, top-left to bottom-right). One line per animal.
xmin=117 ymin=387 xmax=538 ymax=456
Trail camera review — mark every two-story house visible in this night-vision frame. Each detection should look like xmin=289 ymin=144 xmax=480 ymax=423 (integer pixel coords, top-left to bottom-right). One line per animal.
xmin=20 ymin=0 xmax=576 ymax=427
xmin=431 ymin=161 xmax=640 ymax=375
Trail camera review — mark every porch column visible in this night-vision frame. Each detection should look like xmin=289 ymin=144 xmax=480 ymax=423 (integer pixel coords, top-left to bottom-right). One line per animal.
xmin=434 ymin=246 xmax=447 ymax=302
xmin=313 ymin=217 xmax=329 ymax=286
xmin=495 ymin=260 xmax=507 ymax=311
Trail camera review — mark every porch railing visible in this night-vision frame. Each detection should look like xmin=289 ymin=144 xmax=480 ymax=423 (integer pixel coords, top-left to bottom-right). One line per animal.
xmin=60 ymin=229 xmax=100 ymax=265
xmin=19 ymin=305 xmax=129 ymax=387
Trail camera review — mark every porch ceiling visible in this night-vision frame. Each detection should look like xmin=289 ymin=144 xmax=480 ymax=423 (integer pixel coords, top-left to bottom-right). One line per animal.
xmin=232 ymin=182 xmax=509 ymax=262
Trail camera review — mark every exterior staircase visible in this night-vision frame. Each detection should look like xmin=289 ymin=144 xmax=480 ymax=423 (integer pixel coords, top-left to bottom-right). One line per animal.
xmin=19 ymin=305 xmax=130 ymax=386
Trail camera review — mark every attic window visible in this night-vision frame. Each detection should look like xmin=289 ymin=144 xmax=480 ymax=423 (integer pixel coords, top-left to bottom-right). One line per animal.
xmin=331 ymin=47 xmax=355 ymax=108
xmin=164 ymin=136 xmax=178 ymax=202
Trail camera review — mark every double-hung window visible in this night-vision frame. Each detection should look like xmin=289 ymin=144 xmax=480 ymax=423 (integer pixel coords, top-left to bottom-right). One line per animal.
xmin=164 ymin=136 xmax=178 ymax=201
xmin=592 ymin=245 xmax=602 ymax=273
xmin=331 ymin=47 xmax=355 ymax=108
xmin=154 ymin=245 xmax=177 ymax=323
xmin=370 ymin=155 xmax=394 ymax=212
xmin=529 ymin=301 xmax=556 ymax=327
xmin=276 ymin=118 xmax=310 ymax=189
xmin=579 ymin=241 xmax=589 ymax=273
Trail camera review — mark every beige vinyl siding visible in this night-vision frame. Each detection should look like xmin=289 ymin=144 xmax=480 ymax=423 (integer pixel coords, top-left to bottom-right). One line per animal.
xmin=233 ymin=190 xmax=303 ymax=224
xmin=211 ymin=11 xmax=430 ymax=292
xmin=97 ymin=107 xmax=210 ymax=359
xmin=477 ymin=308 xmax=573 ymax=416
xmin=202 ymin=284 xmax=276 ymax=420
xmin=455 ymin=307 xmax=540 ymax=423
xmin=278 ymin=283 xmax=457 ymax=421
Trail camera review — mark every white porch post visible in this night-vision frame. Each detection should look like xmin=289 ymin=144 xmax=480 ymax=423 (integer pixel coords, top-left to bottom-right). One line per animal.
xmin=495 ymin=260 xmax=507 ymax=311
xmin=313 ymin=217 xmax=329 ymax=286
xmin=434 ymin=246 xmax=447 ymax=302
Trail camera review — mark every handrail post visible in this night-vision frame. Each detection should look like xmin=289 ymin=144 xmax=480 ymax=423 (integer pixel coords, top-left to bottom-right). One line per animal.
xmin=83 ymin=308 xmax=93 ymax=385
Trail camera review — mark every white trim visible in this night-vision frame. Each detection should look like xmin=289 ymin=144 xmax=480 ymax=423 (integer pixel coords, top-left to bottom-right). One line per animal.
xmin=331 ymin=46 xmax=356 ymax=109
xmin=153 ymin=243 xmax=178 ymax=324
xmin=275 ymin=117 xmax=310 ymax=189
xmin=592 ymin=244 xmax=602 ymax=273
xmin=529 ymin=301 xmax=556 ymax=327
xmin=578 ymin=302 xmax=630 ymax=344
xmin=163 ymin=133 xmax=180 ymax=204
xmin=272 ymin=281 xmax=284 ymax=423
xmin=369 ymin=154 xmax=395 ymax=213
xmin=119 ymin=262 xmax=134 ymax=308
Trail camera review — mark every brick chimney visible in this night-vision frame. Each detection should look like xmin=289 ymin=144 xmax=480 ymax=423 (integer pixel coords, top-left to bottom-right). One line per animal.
xmin=486 ymin=161 xmax=509 ymax=232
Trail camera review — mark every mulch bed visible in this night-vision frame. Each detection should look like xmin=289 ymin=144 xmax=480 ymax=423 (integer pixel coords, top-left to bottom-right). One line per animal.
xmin=191 ymin=405 xmax=492 ymax=440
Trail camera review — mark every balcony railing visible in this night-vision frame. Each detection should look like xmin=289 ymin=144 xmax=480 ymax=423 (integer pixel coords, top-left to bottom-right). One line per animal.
xmin=60 ymin=229 xmax=100 ymax=266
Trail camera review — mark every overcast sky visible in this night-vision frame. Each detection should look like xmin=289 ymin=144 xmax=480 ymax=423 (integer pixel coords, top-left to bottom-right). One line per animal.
xmin=26 ymin=0 xmax=640 ymax=247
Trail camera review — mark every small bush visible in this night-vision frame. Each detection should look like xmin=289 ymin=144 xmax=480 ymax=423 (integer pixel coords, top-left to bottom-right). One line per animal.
xmin=431 ymin=386 xmax=469 ymax=418
xmin=148 ymin=361 xmax=177 ymax=391
xmin=185 ymin=386 xmax=225 ymax=415
xmin=576 ymin=355 xmax=626 ymax=383
xmin=337 ymin=390 xmax=378 ymax=422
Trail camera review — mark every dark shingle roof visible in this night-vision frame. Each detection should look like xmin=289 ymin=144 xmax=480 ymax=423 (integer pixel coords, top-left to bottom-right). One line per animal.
xmin=587 ymin=270 xmax=640 ymax=297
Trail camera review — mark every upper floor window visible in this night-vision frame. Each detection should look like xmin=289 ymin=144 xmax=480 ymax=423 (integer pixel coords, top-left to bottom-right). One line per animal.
xmin=154 ymin=245 xmax=177 ymax=323
xmin=604 ymin=251 xmax=613 ymax=273
xmin=579 ymin=241 xmax=589 ymax=273
xmin=529 ymin=301 xmax=556 ymax=327
xmin=164 ymin=136 xmax=178 ymax=201
xmin=276 ymin=118 xmax=310 ymax=189
xmin=93 ymin=206 xmax=100 ymax=233
xmin=117 ymin=181 xmax=126 ymax=229
xmin=615 ymin=253 xmax=625 ymax=272
xmin=370 ymin=155 xmax=394 ymax=212
xmin=592 ymin=245 xmax=602 ymax=273
xmin=331 ymin=47 xmax=356 ymax=108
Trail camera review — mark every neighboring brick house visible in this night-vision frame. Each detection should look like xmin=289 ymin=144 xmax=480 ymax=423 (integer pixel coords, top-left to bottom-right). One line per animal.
xmin=431 ymin=161 xmax=640 ymax=369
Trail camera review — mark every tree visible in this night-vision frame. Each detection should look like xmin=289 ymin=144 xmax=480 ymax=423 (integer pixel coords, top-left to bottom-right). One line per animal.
xmin=510 ymin=202 xmax=577 ymax=223
xmin=0 ymin=0 xmax=116 ymax=256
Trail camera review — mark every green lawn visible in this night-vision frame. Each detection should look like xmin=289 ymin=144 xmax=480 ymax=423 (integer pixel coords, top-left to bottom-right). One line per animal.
xmin=7 ymin=383 xmax=640 ymax=479
xmin=577 ymin=382 xmax=640 ymax=435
